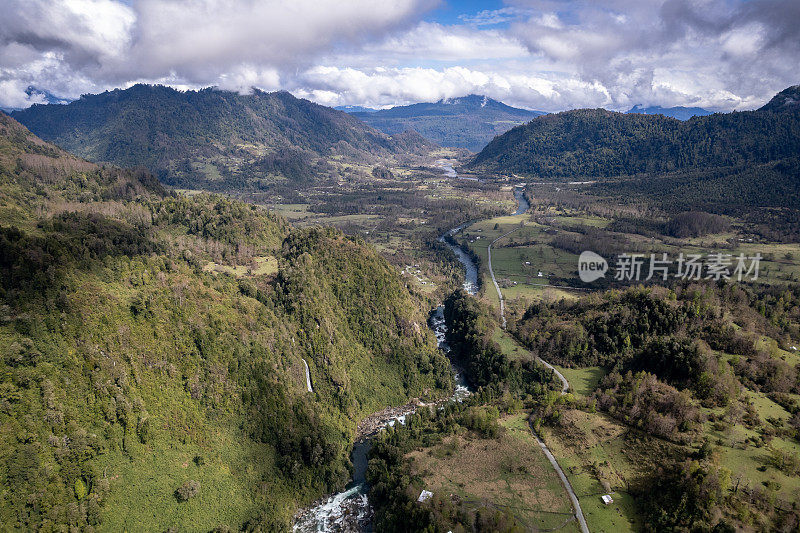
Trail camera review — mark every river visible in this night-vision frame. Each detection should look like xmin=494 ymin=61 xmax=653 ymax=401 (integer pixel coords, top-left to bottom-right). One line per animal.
xmin=292 ymin=301 xmax=472 ymax=532
xmin=293 ymin=172 xmax=525 ymax=532
xmin=438 ymin=223 xmax=479 ymax=296
xmin=513 ymin=185 xmax=530 ymax=216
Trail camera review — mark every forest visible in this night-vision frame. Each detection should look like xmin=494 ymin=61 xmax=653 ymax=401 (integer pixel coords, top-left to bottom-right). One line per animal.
xmin=10 ymin=84 xmax=434 ymax=191
xmin=471 ymin=86 xmax=800 ymax=181
xmin=0 ymin=113 xmax=452 ymax=531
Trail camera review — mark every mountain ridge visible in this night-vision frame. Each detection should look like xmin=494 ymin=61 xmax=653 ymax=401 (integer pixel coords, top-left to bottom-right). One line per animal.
xmin=470 ymin=87 xmax=800 ymax=181
xmin=10 ymin=84 xmax=434 ymax=191
xmin=626 ymin=104 xmax=713 ymax=120
xmin=352 ymin=94 xmax=545 ymax=152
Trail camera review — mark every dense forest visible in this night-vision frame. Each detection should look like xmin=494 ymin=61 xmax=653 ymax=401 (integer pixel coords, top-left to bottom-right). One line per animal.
xmin=443 ymin=290 xmax=555 ymax=395
xmin=471 ymin=86 xmax=800 ymax=179
xmin=10 ymin=85 xmax=434 ymax=191
xmin=0 ymin=113 xmax=451 ymax=530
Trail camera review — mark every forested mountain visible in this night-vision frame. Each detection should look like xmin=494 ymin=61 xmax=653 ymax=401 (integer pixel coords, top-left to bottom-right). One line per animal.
xmin=352 ymin=95 xmax=544 ymax=152
xmin=471 ymin=87 xmax=800 ymax=178
xmin=626 ymin=104 xmax=713 ymax=120
xmin=10 ymin=84 xmax=434 ymax=191
xmin=0 ymin=113 xmax=450 ymax=530
xmin=469 ymin=87 xmax=800 ymax=216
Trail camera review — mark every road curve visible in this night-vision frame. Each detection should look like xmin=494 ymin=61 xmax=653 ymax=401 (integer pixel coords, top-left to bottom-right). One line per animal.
xmin=483 ymin=209 xmax=586 ymax=530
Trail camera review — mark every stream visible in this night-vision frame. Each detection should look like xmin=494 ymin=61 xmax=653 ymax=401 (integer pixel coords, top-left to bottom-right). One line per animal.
xmin=292 ymin=306 xmax=472 ymax=532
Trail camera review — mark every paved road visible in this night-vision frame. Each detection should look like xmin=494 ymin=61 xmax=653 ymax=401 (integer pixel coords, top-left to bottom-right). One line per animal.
xmin=535 ymin=357 xmax=570 ymax=394
xmin=529 ymin=420 xmax=590 ymax=533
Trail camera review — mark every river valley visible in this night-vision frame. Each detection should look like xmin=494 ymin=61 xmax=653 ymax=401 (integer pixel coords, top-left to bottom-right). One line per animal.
xmin=293 ymin=176 xmax=522 ymax=532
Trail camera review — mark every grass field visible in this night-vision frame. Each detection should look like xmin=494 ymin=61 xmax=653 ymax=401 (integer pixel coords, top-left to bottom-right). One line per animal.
xmin=491 ymin=327 xmax=532 ymax=362
xmin=702 ymin=393 xmax=800 ymax=504
xmin=553 ymin=366 xmax=608 ymax=397
xmin=537 ymin=410 xmax=662 ymax=533
xmin=202 ymin=255 xmax=278 ymax=278
xmin=408 ymin=412 xmax=581 ymax=532
xmin=461 ymin=204 xmax=800 ymax=318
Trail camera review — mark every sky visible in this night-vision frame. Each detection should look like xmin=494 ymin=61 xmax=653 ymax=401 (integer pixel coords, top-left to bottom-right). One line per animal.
xmin=1 ymin=0 xmax=798 ymax=112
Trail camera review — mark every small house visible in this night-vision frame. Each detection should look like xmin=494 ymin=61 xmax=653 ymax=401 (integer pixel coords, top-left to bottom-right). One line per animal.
xmin=601 ymin=494 xmax=614 ymax=505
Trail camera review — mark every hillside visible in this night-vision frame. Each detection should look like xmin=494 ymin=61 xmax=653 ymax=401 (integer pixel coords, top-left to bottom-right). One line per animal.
xmin=352 ymin=95 xmax=544 ymax=152
xmin=469 ymin=87 xmax=800 ymax=214
xmin=0 ymin=114 xmax=451 ymax=530
xmin=10 ymin=85 xmax=434 ymax=191
xmin=471 ymin=87 xmax=800 ymax=178
xmin=626 ymin=104 xmax=712 ymax=120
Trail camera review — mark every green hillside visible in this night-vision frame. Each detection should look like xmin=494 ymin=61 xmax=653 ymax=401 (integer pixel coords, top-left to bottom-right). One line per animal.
xmin=0 ymin=113 xmax=450 ymax=531
xmin=470 ymin=86 xmax=800 ymax=181
xmin=10 ymin=85 xmax=434 ymax=192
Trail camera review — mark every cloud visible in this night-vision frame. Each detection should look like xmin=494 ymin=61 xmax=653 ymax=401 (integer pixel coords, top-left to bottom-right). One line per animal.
xmin=295 ymin=65 xmax=611 ymax=111
xmin=506 ymin=0 xmax=800 ymax=109
xmin=361 ymin=22 xmax=529 ymax=62
xmin=0 ymin=0 xmax=438 ymax=104
xmin=118 ymin=0 xmax=438 ymax=81
xmin=458 ymin=7 xmax=528 ymax=26
xmin=0 ymin=0 xmax=798 ymax=111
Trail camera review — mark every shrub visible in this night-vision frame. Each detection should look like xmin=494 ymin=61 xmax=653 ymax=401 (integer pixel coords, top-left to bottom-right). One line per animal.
xmin=175 ymin=480 xmax=200 ymax=502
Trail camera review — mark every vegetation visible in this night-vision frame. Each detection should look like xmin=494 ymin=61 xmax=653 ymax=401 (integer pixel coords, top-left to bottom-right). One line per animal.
xmin=665 ymin=211 xmax=729 ymax=238
xmin=443 ymin=290 xmax=557 ymax=395
xmin=10 ymin=84 xmax=434 ymax=191
xmin=471 ymin=87 xmax=800 ymax=181
xmin=469 ymin=87 xmax=800 ymax=235
xmin=513 ymin=281 xmax=800 ymax=529
xmin=0 ymin=113 xmax=451 ymax=531
xmin=366 ymin=398 xmax=567 ymax=531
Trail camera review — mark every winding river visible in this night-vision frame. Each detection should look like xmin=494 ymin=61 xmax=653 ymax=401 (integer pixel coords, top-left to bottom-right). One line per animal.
xmin=293 ymin=172 xmax=525 ymax=532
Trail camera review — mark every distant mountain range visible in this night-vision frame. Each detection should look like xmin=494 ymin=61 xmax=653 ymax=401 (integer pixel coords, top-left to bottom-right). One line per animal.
xmin=469 ymin=86 xmax=800 ymax=214
xmin=351 ymin=95 xmax=545 ymax=152
xmin=0 ymin=86 xmax=70 ymax=112
xmin=626 ymin=104 xmax=713 ymax=120
xmin=335 ymin=105 xmax=378 ymax=113
xmin=9 ymin=84 xmax=433 ymax=191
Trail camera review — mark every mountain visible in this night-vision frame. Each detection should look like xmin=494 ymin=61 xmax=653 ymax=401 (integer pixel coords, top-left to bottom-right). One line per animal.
xmin=335 ymin=105 xmax=378 ymax=113
xmin=626 ymin=104 xmax=713 ymax=120
xmin=0 ymin=86 xmax=70 ymax=112
xmin=469 ymin=87 xmax=800 ymax=221
xmin=0 ymin=113 xmax=451 ymax=530
xmin=470 ymin=87 xmax=800 ymax=180
xmin=758 ymin=85 xmax=800 ymax=112
xmin=352 ymin=94 xmax=545 ymax=152
xmin=10 ymin=84 xmax=434 ymax=191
